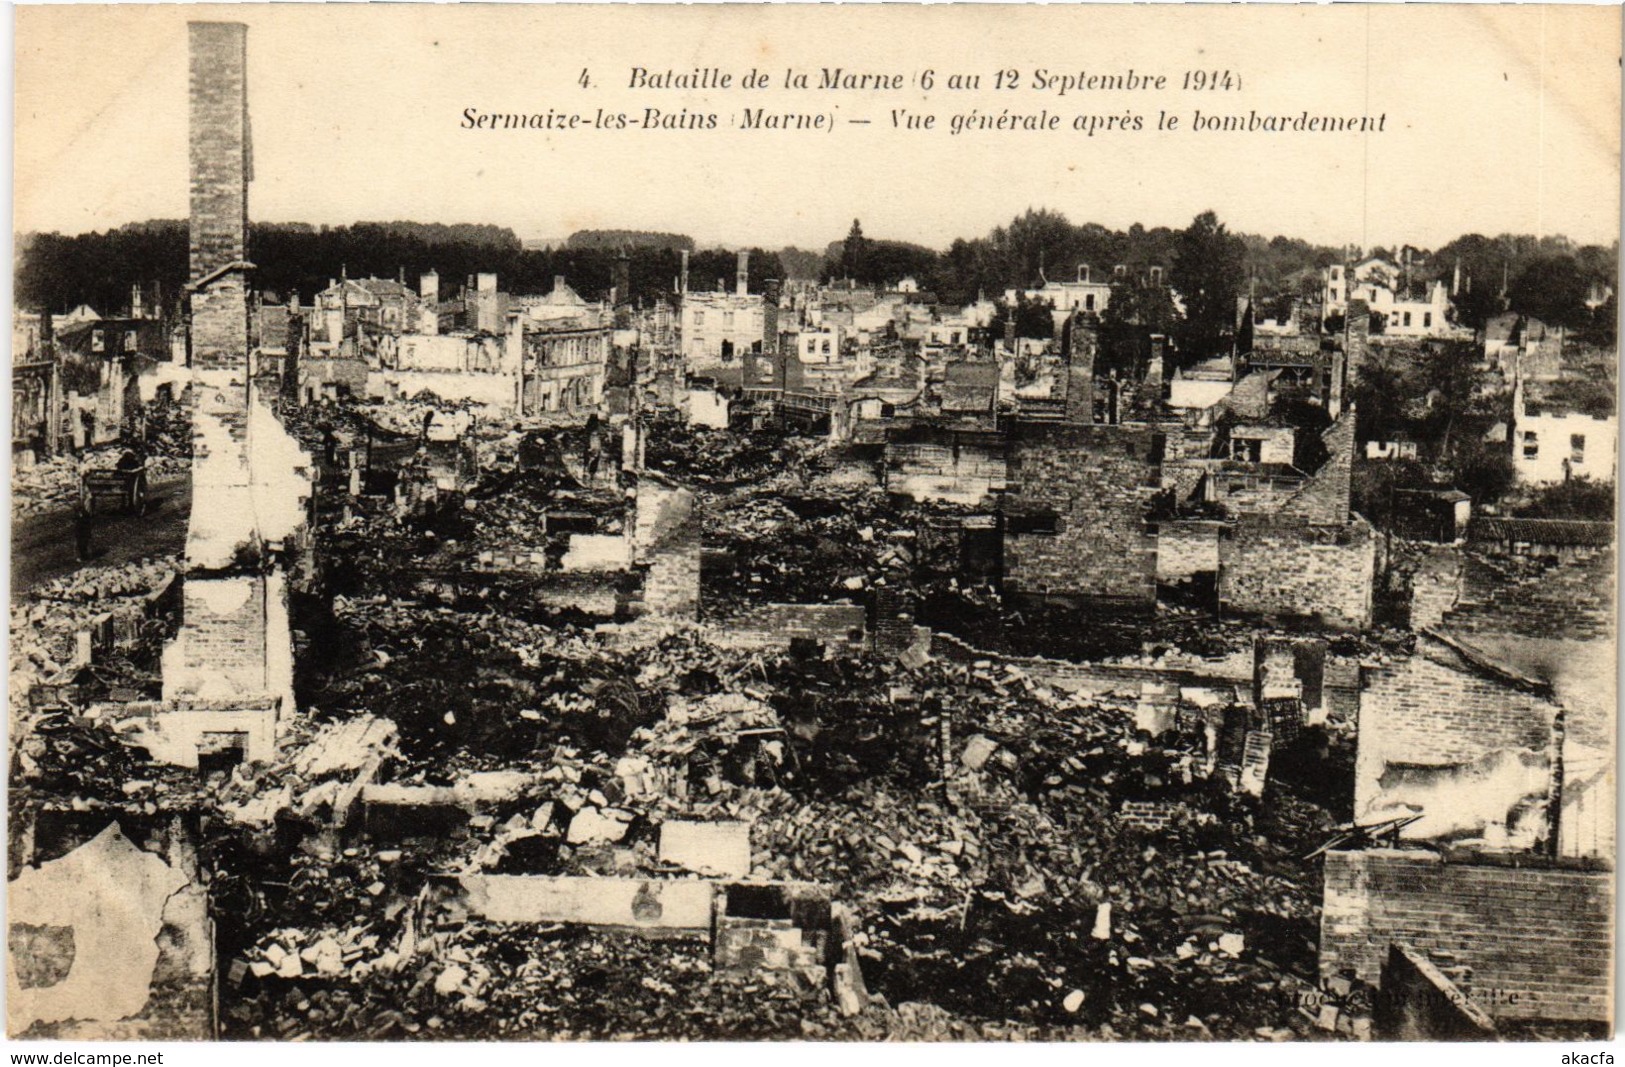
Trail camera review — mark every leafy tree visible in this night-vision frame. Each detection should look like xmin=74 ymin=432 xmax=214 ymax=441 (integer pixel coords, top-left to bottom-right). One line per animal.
xmin=776 ymin=246 xmax=825 ymax=281
xmin=1511 ymin=254 xmax=1591 ymax=329
xmin=1349 ymin=356 xmax=1409 ymax=445
xmin=837 ymin=219 xmax=870 ymax=282
xmin=1449 ymin=435 xmax=1516 ymax=505
xmin=1580 ymin=292 xmax=1617 ymax=347
xmin=989 ymin=295 xmax=1055 ymax=342
xmin=1352 ymin=456 xmax=1431 ymax=529
xmin=565 ymin=230 xmax=694 ymax=252
xmin=1169 ymin=211 xmax=1245 ymax=365
xmin=1515 ymin=478 xmax=1615 ymax=521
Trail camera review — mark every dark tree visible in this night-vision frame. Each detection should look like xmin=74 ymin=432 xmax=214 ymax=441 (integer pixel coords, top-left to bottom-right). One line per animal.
xmin=1515 ymin=478 xmax=1615 ymax=521
xmin=837 ymin=219 xmax=870 ymax=282
xmin=989 ymin=295 xmax=1055 ymax=341
xmin=1511 ymin=254 xmax=1592 ymax=329
xmin=1169 ymin=211 xmax=1245 ymax=365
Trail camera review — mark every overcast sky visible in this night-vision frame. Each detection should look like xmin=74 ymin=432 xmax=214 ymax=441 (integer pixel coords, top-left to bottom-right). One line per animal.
xmin=14 ymin=4 xmax=1621 ymax=253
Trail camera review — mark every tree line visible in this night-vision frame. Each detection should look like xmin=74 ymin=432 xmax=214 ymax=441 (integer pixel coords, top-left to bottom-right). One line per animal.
xmin=17 ymin=213 xmax=1615 ymax=353
xmin=16 ymin=222 xmax=785 ymax=315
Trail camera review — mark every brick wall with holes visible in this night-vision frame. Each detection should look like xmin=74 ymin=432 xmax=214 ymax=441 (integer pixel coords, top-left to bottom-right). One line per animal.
xmin=1004 ymin=422 xmax=1159 ymax=604
xmin=1321 ymin=849 xmax=1611 ymax=1023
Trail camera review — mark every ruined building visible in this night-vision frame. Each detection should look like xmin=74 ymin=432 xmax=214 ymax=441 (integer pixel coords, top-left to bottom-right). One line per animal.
xmin=1320 ymin=517 xmax=1614 ymax=1033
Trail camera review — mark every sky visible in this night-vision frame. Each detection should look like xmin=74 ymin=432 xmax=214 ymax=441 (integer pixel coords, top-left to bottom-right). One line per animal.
xmin=13 ymin=4 xmax=1623 ymax=254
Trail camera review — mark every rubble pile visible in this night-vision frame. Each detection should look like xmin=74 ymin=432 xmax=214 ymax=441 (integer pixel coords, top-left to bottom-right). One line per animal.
xmin=462 ymin=476 xmax=625 ymax=560
xmin=141 ymin=390 xmax=194 ymax=459
xmin=224 ymin=902 xmax=862 ymax=1040
xmin=9 ymin=555 xmax=178 ymax=703
xmin=8 ymin=405 xmax=1382 ymax=1042
xmin=231 ymin=417 xmax=1351 ymax=1040
xmin=354 ymin=395 xmax=484 ymax=439
xmin=645 ymin=415 xmax=795 ymax=487
xmin=273 ymin=560 xmax=1343 ymax=1040
xmin=700 ymin=489 xmax=895 ymax=613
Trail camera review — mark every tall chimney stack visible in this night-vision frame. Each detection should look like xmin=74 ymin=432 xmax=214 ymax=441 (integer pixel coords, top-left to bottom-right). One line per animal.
xmin=614 ymin=248 xmax=631 ymax=308
xmin=679 ymin=250 xmax=690 ymax=295
xmin=1345 ymin=298 xmax=1370 ymax=375
xmin=736 ymin=250 xmax=750 ymax=297
xmin=186 ymin=21 xmax=252 ymax=371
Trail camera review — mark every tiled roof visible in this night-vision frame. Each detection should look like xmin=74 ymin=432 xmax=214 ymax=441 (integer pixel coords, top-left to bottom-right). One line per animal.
xmin=1470 ymin=518 xmax=1614 ymax=546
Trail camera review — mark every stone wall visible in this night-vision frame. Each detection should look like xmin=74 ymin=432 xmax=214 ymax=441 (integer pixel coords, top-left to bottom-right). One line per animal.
xmin=1005 ymin=422 xmax=1158 ymax=606
xmin=1377 ymin=942 xmax=1499 ymax=1039
xmin=1278 ymin=413 xmax=1355 ymax=526
xmin=1062 ymin=313 xmax=1096 ymax=422
xmin=1344 ymin=298 xmax=1370 ymax=375
xmin=1320 ymin=849 xmax=1611 ymax=1024
xmin=1218 ymin=515 xmax=1376 ymax=630
xmin=712 ymin=603 xmax=868 ymax=654
xmin=1155 ymin=520 xmax=1223 ymax=583
xmin=883 ymin=427 xmax=1006 ymax=507
xmin=1447 ymin=548 xmax=1614 ymax=642
xmin=1408 ymin=545 xmax=1464 ymax=631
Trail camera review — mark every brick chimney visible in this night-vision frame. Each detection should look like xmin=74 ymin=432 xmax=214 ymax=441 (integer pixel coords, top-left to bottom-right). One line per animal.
xmin=763 ymin=279 xmax=780 ymax=353
xmin=679 ymin=249 xmax=689 ymax=295
xmin=1064 ymin=311 xmax=1097 ymax=423
xmin=187 ymin=21 xmax=252 ymax=371
xmin=1345 ymin=297 xmax=1370 ymax=375
xmin=736 ymin=250 xmax=750 ymax=297
xmin=614 ymin=249 xmax=631 ymax=308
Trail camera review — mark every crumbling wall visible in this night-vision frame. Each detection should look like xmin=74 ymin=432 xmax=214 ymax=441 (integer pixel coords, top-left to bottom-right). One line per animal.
xmin=634 ymin=480 xmax=701 ymax=621
xmin=1278 ymin=412 xmax=1355 ymax=526
xmin=883 ymin=427 xmax=1006 ymax=507
xmin=1004 ymin=422 xmax=1158 ymax=606
xmin=8 ymin=818 xmax=214 ymax=1039
xmin=457 ymin=875 xmax=715 ymax=932
xmin=1376 ymin=942 xmax=1498 ymax=1039
xmin=1446 ymin=548 xmax=1614 ymax=642
xmin=369 ymin=369 xmax=518 ymax=412
xmin=1218 ymin=516 xmax=1376 ymax=630
xmin=1409 ymin=546 xmax=1463 ymax=631
xmin=167 ymin=577 xmax=269 ymax=699
xmin=1354 ymin=641 xmax=1556 ymax=844
xmin=1321 ymin=849 xmax=1610 ymax=1023
xmin=534 ymin=575 xmax=624 ymax=616
xmin=712 ymin=603 xmax=867 ymax=654
xmin=1208 ymin=469 xmax=1307 ymax=516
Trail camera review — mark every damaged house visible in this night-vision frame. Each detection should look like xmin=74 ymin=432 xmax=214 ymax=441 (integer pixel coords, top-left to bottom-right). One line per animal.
xmin=1320 ymin=518 xmax=1614 ymax=1034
